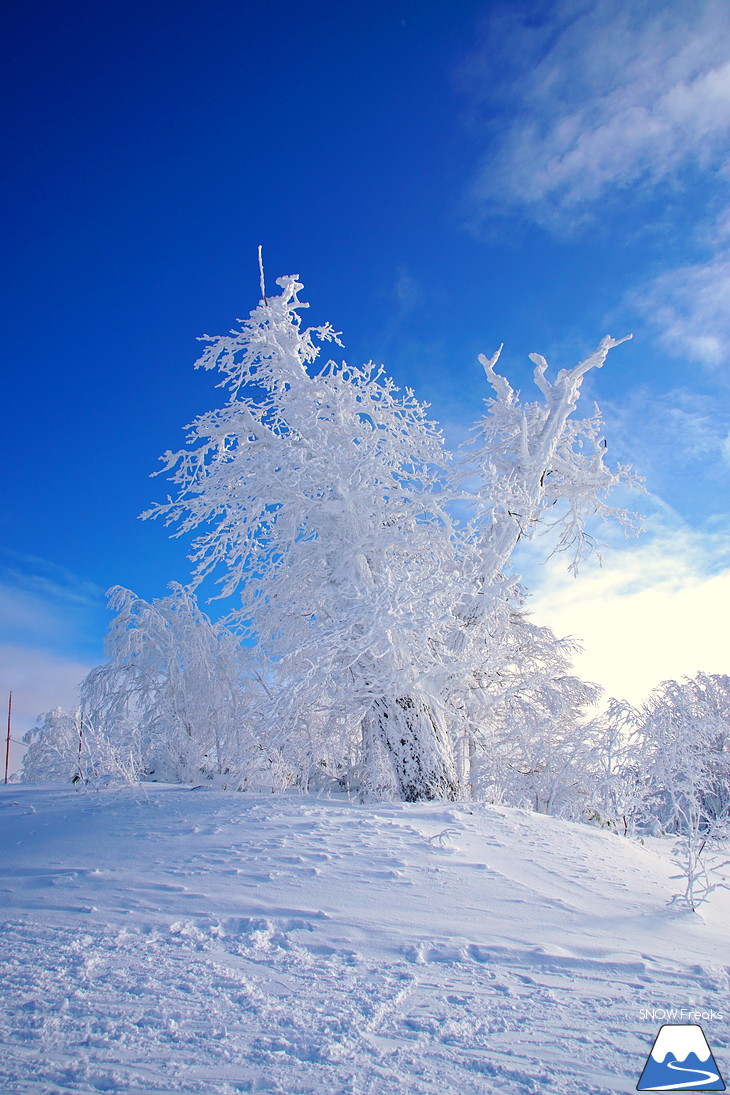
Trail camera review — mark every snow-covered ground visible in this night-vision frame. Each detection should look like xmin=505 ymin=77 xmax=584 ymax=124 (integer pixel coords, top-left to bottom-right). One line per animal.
xmin=1 ymin=785 xmax=728 ymax=1094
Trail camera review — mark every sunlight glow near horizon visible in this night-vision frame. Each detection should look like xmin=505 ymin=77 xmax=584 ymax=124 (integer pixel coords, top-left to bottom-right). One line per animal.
xmin=524 ymin=531 xmax=730 ymax=706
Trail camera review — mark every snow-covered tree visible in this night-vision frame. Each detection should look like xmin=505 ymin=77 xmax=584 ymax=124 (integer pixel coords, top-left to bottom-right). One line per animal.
xmin=22 ymin=707 xmax=83 ymax=783
xmin=643 ymin=674 xmax=730 ymax=827
xmin=592 ymin=675 xmax=730 ymax=908
xmin=144 ymin=273 xmax=638 ymax=801
xmin=584 ymin=697 xmax=647 ymax=834
xmin=146 ymin=276 xmax=464 ymax=800
xmin=453 ymin=613 xmax=601 ymax=814
xmin=80 ymin=583 xmax=260 ymax=786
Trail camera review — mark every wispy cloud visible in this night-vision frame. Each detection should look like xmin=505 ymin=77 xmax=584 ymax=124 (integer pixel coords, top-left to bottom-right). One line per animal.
xmin=600 ymin=384 xmax=730 ymax=494
xmin=462 ymin=0 xmax=730 ymax=225
xmin=0 ymin=549 xmax=106 ymax=652
xmin=392 ymin=267 xmax=424 ymax=314
xmin=635 ymin=246 xmax=730 ymax=371
xmin=459 ymin=0 xmax=730 ymax=375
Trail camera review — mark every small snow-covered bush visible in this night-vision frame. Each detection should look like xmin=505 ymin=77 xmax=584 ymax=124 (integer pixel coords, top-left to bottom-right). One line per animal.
xmin=587 ymin=674 xmax=730 ymax=908
xmin=80 ymin=584 xmax=261 ymax=787
xmin=22 ymin=707 xmax=82 ymax=783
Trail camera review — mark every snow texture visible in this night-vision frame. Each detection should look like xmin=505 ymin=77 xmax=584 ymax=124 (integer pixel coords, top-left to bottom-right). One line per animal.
xmin=2 ymin=785 xmax=729 ymax=1094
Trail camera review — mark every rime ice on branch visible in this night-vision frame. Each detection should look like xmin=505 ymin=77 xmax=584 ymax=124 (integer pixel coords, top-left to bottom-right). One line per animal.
xmin=468 ymin=336 xmax=640 ymax=588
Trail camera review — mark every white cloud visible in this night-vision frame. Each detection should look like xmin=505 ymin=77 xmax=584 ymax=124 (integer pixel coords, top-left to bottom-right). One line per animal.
xmin=636 ymin=247 xmax=730 ymax=370
xmin=459 ymin=0 xmax=730 ymax=379
xmin=463 ymin=0 xmax=730 ymax=223
xmin=520 ymin=518 xmax=730 ymax=706
xmin=600 ymin=384 xmax=730 ymax=495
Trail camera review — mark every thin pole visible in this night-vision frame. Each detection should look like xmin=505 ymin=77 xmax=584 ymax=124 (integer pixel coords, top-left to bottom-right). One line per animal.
xmin=258 ymin=245 xmax=268 ymax=306
xmin=5 ymin=691 xmax=11 ymax=785
xmin=77 ymin=713 xmax=83 ymax=782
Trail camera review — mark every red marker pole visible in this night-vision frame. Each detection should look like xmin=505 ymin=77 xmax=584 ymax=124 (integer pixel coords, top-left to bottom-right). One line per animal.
xmin=4 ymin=691 xmax=11 ymax=785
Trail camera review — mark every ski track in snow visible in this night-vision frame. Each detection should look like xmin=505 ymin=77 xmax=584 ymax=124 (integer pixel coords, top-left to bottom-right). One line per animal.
xmin=1 ymin=786 xmax=729 ymax=1095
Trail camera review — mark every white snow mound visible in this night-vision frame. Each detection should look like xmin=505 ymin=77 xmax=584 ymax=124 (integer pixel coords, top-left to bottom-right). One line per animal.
xmin=1 ymin=785 xmax=729 ymax=1095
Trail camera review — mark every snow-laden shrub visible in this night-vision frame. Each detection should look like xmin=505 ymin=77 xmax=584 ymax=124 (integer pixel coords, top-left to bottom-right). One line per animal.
xmin=21 ymin=708 xmax=82 ymax=783
xmin=641 ymin=673 xmax=730 ymax=834
xmin=80 ymin=584 xmax=262 ymax=787
xmin=588 ymin=674 xmax=730 ymax=908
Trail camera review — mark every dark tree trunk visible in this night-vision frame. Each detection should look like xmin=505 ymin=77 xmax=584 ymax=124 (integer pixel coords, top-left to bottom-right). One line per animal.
xmin=362 ymin=694 xmax=459 ymax=801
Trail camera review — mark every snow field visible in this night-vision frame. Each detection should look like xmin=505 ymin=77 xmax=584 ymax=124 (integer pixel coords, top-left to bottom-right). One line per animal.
xmin=1 ymin=785 xmax=729 ymax=1094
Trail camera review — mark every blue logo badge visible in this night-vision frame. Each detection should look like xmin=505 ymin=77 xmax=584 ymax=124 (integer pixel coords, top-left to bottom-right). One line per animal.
xmin=637 ymin=1024 xmax=725 ymax=1090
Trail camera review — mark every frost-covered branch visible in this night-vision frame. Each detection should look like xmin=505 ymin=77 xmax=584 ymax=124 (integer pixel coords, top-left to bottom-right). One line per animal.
xmin=465 ymin=334 xmax=641 ymax=592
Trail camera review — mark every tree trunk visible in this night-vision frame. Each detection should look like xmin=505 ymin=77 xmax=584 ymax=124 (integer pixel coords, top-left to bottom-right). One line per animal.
xmin=362 ymin=695 xmax=459 ymax=802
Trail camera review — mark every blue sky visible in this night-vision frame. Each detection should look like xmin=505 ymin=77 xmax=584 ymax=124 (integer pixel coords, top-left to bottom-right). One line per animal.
xmin=2 ymin=0 xmax=729 ymax=749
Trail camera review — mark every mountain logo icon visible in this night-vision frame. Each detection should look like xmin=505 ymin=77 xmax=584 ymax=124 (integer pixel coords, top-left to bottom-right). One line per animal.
xmin=637 ymin=1024 xmax=726 ymax=1090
